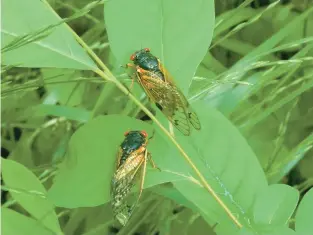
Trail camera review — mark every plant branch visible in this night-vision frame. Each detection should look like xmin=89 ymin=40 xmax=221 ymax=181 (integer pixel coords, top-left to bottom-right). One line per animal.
xmin=48 ymin=1 xmax=243 ymax=228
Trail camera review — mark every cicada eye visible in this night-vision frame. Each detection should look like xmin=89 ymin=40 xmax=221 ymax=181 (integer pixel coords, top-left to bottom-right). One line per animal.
xmin=130 ymin=54 xmax=136 ymax=61
xmin=124 ymin=131 xmax=130 ymax=136
xmin=140 ymin=130 xmax=148 ymax=138
xmin=144 ymin=48 xmax=150 ymax=52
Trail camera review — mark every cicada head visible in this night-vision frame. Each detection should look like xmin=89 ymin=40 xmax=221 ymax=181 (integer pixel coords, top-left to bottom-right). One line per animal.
xmin=123 ymin=130 xmax=147 ymax=138
xmin=130 ymin=48 xmax=150 ymax=61
xmin=129 ymin=48 xmax=161 ymax=72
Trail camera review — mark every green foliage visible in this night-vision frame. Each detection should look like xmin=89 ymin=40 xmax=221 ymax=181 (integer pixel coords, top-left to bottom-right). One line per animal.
xmin=104 ymin=0 xmax=215 ymax=92
xmin=2 ymin=208 xmax=56 ymax=235
xmin=48 ymin=115 xmax=156 ymax=207
xmin=253 ymin=184 xmax=299 ymax=226
xmin=1 ymin=0 xmax=313 ymax=234
xmin=2 ymin=0 xmax=97 ymax=69
xmin=2 ymin=159 xmax=62 ymax=234
xmin=295 ymin=188 xmax=313 ymax=234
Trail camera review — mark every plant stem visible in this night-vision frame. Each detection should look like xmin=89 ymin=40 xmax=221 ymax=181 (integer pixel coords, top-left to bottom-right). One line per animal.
xmin=57 ymin=4 xmax=243 ymax=228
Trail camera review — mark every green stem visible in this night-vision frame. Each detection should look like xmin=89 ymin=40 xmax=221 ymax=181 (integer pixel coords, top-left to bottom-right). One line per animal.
xmin=48 ymin=1 xmax=243 ymax=228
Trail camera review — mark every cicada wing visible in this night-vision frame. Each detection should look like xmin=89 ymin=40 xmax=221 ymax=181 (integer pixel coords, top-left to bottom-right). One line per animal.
xmin=136 ymin=71 xmax=191 ymax=136
xmin=187 ymin=109 xmax=201 ymax=130
xmin=158 ymin=60 xmax=201 ymax=130
xmin=175 ymin=90 xmax=201 ymax=130
xmin=111 ymin=150 xmax=146 ymax=225
xmin=111 ymin=175 xmax=136 ymax=226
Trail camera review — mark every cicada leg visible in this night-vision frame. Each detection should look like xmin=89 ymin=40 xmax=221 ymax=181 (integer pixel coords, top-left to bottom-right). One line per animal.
xmin=148 ymin=152 xmax=161 ymax=172
xmin=132 ymin=149 xmax=160 ymax=207
xmin=148 ymin=129 xmax=156 ymax=141
xmin=120 ymin=63 xmax=137 ymax=91
xmin=129 ymin=75 xmax=136 ymax=90
xmin=125 ymin=63 xmax=135 ymax=69
xmin=147 ymin=132 xmax=160 ymax=171
xmin=120 ymin=63 xmax=135 ymax=69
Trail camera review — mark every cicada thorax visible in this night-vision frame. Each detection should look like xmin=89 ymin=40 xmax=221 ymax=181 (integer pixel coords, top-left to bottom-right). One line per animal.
xmin=118 ymin=131 xmax=147 ymax=166
xmin=129 ymin=48 xmax=201 ymax=136
xmin=111 ymin=130 xmax=148 ymax=226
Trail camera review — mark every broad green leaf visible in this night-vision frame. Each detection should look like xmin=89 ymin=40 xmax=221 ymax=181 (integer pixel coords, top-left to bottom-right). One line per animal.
xmin=1 ymin=159 xmax=62 ymax=234
xmin=253 ymin=184 xmax=299 ymax=226
xmin=295 ymin=188 xmax=313 ymax=235
xmin=104 ymin=0 xmax=215 ymax=92
xmin=263 ymin=226 xmax=296 ymax=235
xmin=48 ymin=115 xmax=181 ymax=207
xmin=157 ymin=101 xmax=268 ymax=228
xmin=2 ymin=208 xmax=56 ymax=235
xmin=236 ymin=225 xmax=297 ymax=235
xmin=235 ymin=227 xmax=255 ymax=235
xmin=49 ymin=100 xmax=267 ymax=230
xmin=237 ymin=228 xmax=254 ymax=235
xmin=1 ymin=0 xmax=97 ymax=70
xmin=152 ymin=185 xmax=199 ymax=213
xmin=215 ymin=223 xmax=240 ymax=235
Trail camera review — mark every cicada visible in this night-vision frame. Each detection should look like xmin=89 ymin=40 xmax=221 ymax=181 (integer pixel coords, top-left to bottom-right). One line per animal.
xmin=126 ymin=48 xmax=201 ymax=136
xmin=111 ymin=130 xmax=158 ymax=226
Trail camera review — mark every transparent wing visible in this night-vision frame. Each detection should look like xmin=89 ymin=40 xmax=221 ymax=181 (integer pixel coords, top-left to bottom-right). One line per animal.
xmin=175 ymin=89 xmax=201 ymax=130
xmin=136 ymin=70 xmax=194 ymax=135
xmin=111 ymin=150 xmax=146 ymax=226
xmin=158 ymin=61 xmax=201 ymax=130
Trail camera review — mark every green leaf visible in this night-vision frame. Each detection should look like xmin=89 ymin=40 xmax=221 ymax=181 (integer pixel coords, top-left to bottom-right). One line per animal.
xmin=48 ymin=115 xmax=181 ymax=207
xmin=1 ymin=0 xmax=97 ymax=70
xmin=236 ymin=226 xmax=297 ymax=235
xmin=1 ymin=159 xmax=62 ymax=234
xmin=152 ymin=185 xmax=199 ymax=212
xmin=235 ymin=227 xmax=254 ymax=235
xmin=215 ymin=223 xmax=240 ymax=235
xmin=253 ymin=184 xmax=299 ymax=226
xmin=1 ymin=208 xmax=56 ymax=235
xmin=104 ymin=0 xmax=215 ymax=92
xmin=163 ymin=101 xmax=268 ymax=228
xmin=263 ymin=226 xmax=296 ymax=235
xmin=295 ymin=188 xmax=313 ymax=235
xmin=49 ymin=101 xmax=267 ymax=230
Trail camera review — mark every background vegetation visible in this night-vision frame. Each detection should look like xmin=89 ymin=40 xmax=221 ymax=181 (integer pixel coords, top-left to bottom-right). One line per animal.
xmin=1 ymin=0 xmax=313 ymax=234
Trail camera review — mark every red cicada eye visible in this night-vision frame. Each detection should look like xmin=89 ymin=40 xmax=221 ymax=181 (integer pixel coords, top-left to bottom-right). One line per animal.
xmin=140 ymin=130 xmax=148 ymax=138
xmin=130 ymin=54 xmax=136 ymax=61
xmin=144 ymin=48 xmax=150 ymax=52
xmin=124 ymin=131 xmax=130 ymax=136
